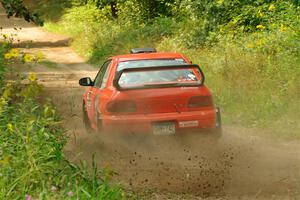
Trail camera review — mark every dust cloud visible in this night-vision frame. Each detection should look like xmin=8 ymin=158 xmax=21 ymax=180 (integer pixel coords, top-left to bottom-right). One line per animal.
xmin=60 ymin=88 xmax=300 ymax=199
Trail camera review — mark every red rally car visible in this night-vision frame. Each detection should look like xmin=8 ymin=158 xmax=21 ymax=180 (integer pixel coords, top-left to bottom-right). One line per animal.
xmin=79 ymin=48 xmax=221 ymax=136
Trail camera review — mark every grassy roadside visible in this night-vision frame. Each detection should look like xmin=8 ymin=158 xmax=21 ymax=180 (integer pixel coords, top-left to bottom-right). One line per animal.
xmin=0 ymin=44 xmax=125 ymax=199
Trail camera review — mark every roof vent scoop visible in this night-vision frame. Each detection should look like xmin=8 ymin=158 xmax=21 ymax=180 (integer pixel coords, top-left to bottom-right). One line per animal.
xmin=130 ymin=48 xmax=157 ymax=54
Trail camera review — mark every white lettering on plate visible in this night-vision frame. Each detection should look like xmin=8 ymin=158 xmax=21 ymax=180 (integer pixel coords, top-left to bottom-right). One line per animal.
xmin=179 ymin=121 xmax=199 ymax=128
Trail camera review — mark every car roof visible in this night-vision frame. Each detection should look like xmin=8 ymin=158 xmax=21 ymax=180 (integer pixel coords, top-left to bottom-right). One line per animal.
xmin=110 ymin=52 xmax=186 ymax=62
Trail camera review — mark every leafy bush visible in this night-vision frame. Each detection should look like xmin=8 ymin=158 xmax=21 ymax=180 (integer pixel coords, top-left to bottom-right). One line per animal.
xmin=46 ymin=5 xmax=179 ymax=64
xmin=27 ymin=0 xmax=72 ymax=22
xmin=89 ymin=17 xmax=178 ymax=64
xmin=1 ymin=0 xmax=44 ymax=25
xmin=170 ymin=0 xmax=300 ymax=48
xmin=0 ymin=40 xmax=10 ymax=88
xmin=0 ymin=44 xmax=6 ymax=88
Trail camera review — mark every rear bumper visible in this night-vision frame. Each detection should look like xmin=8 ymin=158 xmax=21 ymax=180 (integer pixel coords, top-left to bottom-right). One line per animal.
xmin=101 ymin=109 xmax=217 ymax=134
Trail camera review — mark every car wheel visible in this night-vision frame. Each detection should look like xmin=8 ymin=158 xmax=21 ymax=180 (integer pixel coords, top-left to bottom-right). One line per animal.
xmin=82 ymin=102 xmax=92 ymax=132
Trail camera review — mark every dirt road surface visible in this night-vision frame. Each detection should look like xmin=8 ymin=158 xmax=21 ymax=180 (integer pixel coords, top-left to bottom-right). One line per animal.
xmin=1 ymin=8 xmax=300 ymax=200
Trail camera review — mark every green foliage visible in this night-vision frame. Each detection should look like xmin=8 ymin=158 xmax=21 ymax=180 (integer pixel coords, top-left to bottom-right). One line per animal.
xmin=34 ymin=0 xmax=72 ymax=21
xmin=1 ymin=0 xmax=44 ymax=25
xmin=88 ymin=17 xmax=178 ymax=64
xmin=0 ymin=77 xmax=124 ymax=199
xmin=0 ymin=41 xmax=11 ymax=88
xmin=46 ymin=5 xmax=178 ymax=64
xmin=0 ymin=36 xmax=125 ymax=199
xmin=135 ymin=0 xmax=175 ymax=19
xmin=171 ymin=0 xmax=300 ymax=48
xmin=0 ymin=41 xmax=124 ymax=198
xmin=86 ymin=0 xmax=120 ymax=18
xmin=69 ymin=0 xmax=176 ymax=19
xmin=0 ymin=44 xmax=7 ymax=88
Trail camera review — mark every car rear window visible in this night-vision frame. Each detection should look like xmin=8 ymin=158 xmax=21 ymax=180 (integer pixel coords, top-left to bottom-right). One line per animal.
xmin=117 ymin=59 xmax=187 ymax=71
xmin=118 ymin=68 xmax=202 ymax=89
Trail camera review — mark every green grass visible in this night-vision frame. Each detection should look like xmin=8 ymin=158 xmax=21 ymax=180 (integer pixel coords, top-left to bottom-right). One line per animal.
xmin=0 ymin=81 xmax=125 ymax=199
xmin=0 ymin=46 xmax=125 ymax=199
xmin=0 ymin=43 xmax=9 ymax=88
xmin=40 ymin=60 xmax=58 ymax=69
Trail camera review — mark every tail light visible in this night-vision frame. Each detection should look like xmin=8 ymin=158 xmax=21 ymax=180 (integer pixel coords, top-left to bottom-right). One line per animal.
xmin=106 ymin=100 xmax=137 ymax=113
xmin=188 ymin=96 xmax=213 ymax=108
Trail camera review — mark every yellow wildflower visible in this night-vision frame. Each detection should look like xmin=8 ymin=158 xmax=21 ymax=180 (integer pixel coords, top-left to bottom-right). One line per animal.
xmin=2 ymin=87 xmax=11 ymax=100
xmin=268 ymin=4 xmax=275 ymax=11
xmin=256 ymin=25 xmax=265 ymax=30
xmin=0 ymin=97 xmax=7 ymax=106
xmin=0 ymin=156 xmax=11 ymax=165
xmin=6 ymin=82 xmax=12 ymax=88
xmin=280 ymin=24 xmax=286 ymax=32
xmin=28 ymin=73 xmax=37 ymax=82
xmin=258 ymin=11 xmax=264 ymax=17
xmin=217 ymin=0 xmax=224 ymax=5
xmin=247 ymin=43 xmax=254 ymax=49
xmin=256 ymin=40 xmax=263 ymax=46
xmin=23 ymin=54 xmax=34 ymax=63
xmin=4 ymin=53 xmax=12 ymax=60
xmin=9 ymin=49 xmax=19 ymax=58
xmin=0 ymin=97 xmax=7 ymax=114
xmin=36 ymin=51 xmax=44 ymax=61
xmin=7 ymin=123 xmax=13 ymax=132
xmin=2 ymin=34 xmax=8 ymax=39
xmin=220 ymin=27 xmax=224 ymax=33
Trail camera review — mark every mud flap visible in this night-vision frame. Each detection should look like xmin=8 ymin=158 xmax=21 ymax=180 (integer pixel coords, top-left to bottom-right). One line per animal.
xmin=82 ymin=102 xmax=92 ymax=132
xmin=212 ymin=107 xmax=222 ymax=138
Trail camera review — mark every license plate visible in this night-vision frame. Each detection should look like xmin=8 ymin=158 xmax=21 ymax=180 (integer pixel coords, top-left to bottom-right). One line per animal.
xmin=178 ymin=120 xmax=199 ymax=128
xmin=152 ymin=122 xmax=176 ymax=135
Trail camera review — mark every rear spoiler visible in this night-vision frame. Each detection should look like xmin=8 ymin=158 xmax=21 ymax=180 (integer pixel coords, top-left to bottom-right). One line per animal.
xmin=113 ymin=64 xmax=205 ymax=91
